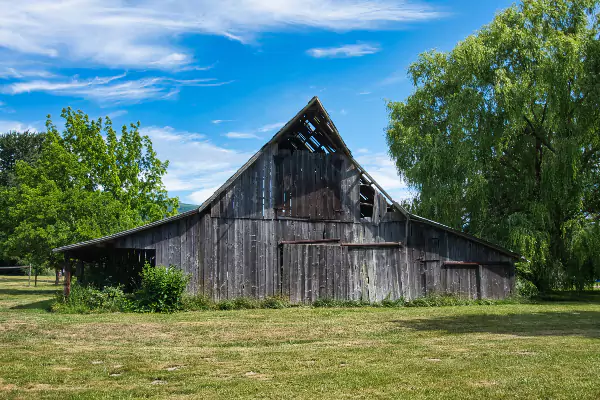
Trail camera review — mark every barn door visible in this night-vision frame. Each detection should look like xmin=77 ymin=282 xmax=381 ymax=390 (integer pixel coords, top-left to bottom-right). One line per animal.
xmin=441 ymin=265 xmax=480 ymax=299
xmin=280 ymin=243 xmax=403 ymax=303
xmin=346 ymin=247 xmax=403 ymax=303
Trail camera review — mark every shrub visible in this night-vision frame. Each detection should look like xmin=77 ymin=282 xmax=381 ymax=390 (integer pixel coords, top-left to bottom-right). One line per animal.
xmin=182 ymin=294 xmax=214 ymax=311
xmin=516 ymin=277 xmax=539 ymax=298
xmin=405 ymin=294 xmax=471 ymax=307
xmin=134 ymin=263 xmax=189 ymax=313
xmin=52 ymin=284 xmax=132 ymax=313
xmin=215 ymin=297 xmax=260 ymax=310
xmin=380 ymin=297 xmax=406 ymax=308
xmin=312 ymin=298 xmax=370 ymax=308
xmin=261 ymin=296 xmax=291 ymax=309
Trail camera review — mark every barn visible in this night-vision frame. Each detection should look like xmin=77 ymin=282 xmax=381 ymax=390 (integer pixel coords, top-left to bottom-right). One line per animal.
xmin=54 ymin=97 xmax=519 ymax=302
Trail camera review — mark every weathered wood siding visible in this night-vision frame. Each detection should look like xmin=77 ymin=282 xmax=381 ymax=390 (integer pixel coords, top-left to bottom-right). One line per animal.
xmin=406 ymin=221 xmax=515 ymax=300
xmin=108 ymin=147 xmax=514 ymax=301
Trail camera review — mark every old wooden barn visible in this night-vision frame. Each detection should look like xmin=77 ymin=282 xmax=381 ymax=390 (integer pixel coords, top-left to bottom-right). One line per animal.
xmin=54 ymin=97 xmax=519 ymax=302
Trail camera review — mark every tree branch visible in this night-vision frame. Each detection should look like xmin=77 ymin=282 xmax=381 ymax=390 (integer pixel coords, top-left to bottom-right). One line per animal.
xmin=524 ymin=116 xmax=556 ymax=154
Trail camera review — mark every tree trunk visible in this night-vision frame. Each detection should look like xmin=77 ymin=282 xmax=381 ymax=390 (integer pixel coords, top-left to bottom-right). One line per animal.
xmin=55 ymin=267 xmax=60 ymax=285
xmin=34 ymin=272 xmax=38 ymax=287
xmin=535 ymin=137 xmax=543 ymax=198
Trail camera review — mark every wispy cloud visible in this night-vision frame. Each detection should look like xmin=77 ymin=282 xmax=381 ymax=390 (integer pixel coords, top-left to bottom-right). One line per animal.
xmin=1 ymin=1 xmax=443 ymax=69
xmin=257 ymin=122 xmax=285 ymax=132
xmin=223 ymin=132 xmax=260 ymax=139
xmin=2 ymin=74 xmax=233 ymax=103
xmin=358 ymin=91 xmax=371 ymax=95
xmin=0 ymin=66 xmax=55 ymax=79
xmin=379 ymin=70 xmax=406 ymax=86
xmin=356 ymin=151 xmax=411 ymax=201
xmin=307 ymin=43 xmax=381 ymax=58
xmin=223 ymin=121 xmax=284 ymax=140
xmin=106 ymin=110 xmax=128 ymax=119
xmin=140 ymin=125 xmax=253 ymax=204
xmin=211 ymin=119 xmax=234 ymax=124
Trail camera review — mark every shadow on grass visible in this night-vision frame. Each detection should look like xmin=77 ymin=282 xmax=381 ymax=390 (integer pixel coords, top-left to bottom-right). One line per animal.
xmin=0 ymin=288 xmax=57 ymax=296
xmin=393 ymin=311 xmax=600 ymax=339
xmin=12 ymin=298 xmax=54 ymax=311
xmin=535 ymin=291 xmax=600 ymax=304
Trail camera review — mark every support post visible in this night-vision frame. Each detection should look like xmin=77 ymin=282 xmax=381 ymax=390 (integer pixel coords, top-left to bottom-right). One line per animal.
xmin=63 ymin=258 xmax=72 ymax=297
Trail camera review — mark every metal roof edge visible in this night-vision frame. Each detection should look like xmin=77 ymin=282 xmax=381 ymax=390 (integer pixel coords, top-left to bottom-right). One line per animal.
xmin=52 ymin=208 xmax=199 ymax=253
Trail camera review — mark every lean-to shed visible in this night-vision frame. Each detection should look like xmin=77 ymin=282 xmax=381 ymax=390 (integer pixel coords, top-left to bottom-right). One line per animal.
xmin=54 ymin=97 xmax=519 ymax=302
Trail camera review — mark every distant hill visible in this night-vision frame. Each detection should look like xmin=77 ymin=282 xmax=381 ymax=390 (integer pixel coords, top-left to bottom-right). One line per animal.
xmin=178 ymin=203 xmax=198 ymax=213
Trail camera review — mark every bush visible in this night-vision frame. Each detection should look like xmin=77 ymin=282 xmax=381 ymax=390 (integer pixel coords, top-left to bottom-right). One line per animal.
xmin=261 ymin=296 xmax=291 ymax=309
xmin=380 ymin=296 xmax=406 ymax=308
xmin=134 ymin=263 xmax=189 ymax=313
xmin=312 ymin=298 xmax=370 ymax=308
xmin=182 ymin=294 xmax=214 ymax=311
xmin=516 ymin=277 xmax=539 ymax=298
xmin=52 ymin=284 xmax=132 ymax=313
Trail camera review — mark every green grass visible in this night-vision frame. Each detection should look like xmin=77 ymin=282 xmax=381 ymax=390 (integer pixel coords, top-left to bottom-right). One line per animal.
xmin=1 ymin=276 xmax=600 ymax=399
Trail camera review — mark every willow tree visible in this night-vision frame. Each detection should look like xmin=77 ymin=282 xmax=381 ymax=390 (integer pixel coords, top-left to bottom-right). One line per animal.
xmin=3 ymin=108 xmax=179 ymax=273
xmin=386 ymin=0 xmax=600 ymax=291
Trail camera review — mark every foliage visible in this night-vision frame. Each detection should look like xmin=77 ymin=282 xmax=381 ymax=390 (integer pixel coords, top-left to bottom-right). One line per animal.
xmin=516 ymin=277 xmax=540 ymax=298
xmin=0 ymin=131 xmax=46 ymax=265
xmin=1 ymin=109 xmax=178 ymax=270
xmin=134 ymin=263 xmax=189 ymax=313
xmin=260 ymin=295 xmax=292 ymax=309
xmin=52 ymin=283 xmax=133 ymax=313
xmin=313 ymin=298 xmax=371 ymax=308
xmin=182 ymin=295 xmax=291 ymax=311
xmin=387 ymin=0 xmax=600 ymax=291
xmin=181 ymin=294 xmax=215 ymax=311
xmin=0 ymin=130 xmax=46 ymax=188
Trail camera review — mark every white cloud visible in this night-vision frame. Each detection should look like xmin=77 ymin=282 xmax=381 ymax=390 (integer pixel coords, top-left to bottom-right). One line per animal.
xmin=355 ymin=151 xmax=411 ymax=201
xmin=1 ymin=0 xmax=443 ymax=69
xmin=358 ymin=91 xmax=371 ymax=95
xmin=257 ymin=122 xmax=285 ymax=132
xmin=2 ymin=74 xmax=233 ymax=103
xmin=380 ymin=70 xmax=406 ymax=86
xmin=0 ymin=120 xmax=39 ymax=133
xmin=140 ymin=125 xmax=253 ymax=204
xmin=307 ymin=43 xmax=381 ymax=58
xmin=222 ymin=121 xmax=284 ymax=140
xmin=0 ymin=66 xmax=55 ymax=79
xmin=106 ymin=110 xmax=128 ymax=119
xmin=223 ymin=132 xmax=260 ymax=139
xmin=211 ymin=119 xmax=234 ymax=124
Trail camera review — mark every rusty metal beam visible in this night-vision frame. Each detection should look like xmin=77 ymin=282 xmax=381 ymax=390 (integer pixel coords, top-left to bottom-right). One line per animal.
xmin=279 ymin=238 xmax=341 ymax=245
xmin=341 ymin=242 xmax=403 ymax=248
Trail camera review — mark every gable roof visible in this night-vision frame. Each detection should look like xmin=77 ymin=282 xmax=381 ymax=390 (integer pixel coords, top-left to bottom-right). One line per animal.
xmin=53 ymin=97 xmax=519 ymax=258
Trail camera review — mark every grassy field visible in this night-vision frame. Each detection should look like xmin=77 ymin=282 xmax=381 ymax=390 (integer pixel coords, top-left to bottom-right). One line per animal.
xmin=0 ymin=276 xmax=599 ymax=399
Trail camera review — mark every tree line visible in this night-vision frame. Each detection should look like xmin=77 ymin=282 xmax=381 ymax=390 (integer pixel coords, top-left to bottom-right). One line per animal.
xmin=0 ymin=109 xmax=178 ymax=283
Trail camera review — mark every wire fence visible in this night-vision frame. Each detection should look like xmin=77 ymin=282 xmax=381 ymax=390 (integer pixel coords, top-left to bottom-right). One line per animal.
xmin=0 ymin=265 xmax=32 ymax=285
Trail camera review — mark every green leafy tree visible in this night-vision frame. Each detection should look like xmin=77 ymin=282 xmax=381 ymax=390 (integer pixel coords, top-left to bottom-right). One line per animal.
xmin=386 ymin=0 xmax=600 ymax=291
xmin=3 ymin=109 xmax=178 ymax=277
xmin=0 ymin=131 xmax=46 ymax=268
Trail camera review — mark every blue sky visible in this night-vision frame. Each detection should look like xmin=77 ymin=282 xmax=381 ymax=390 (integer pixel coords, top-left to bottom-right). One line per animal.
xmin=0 ymin=0 xmax=514 ymax=204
